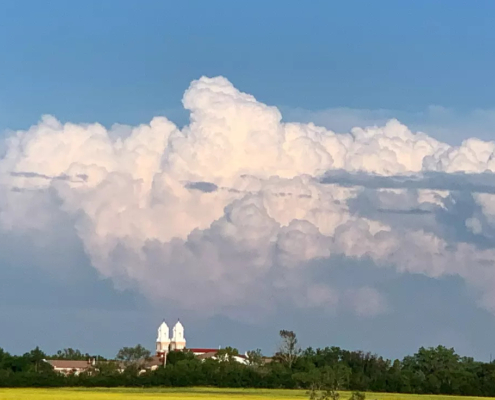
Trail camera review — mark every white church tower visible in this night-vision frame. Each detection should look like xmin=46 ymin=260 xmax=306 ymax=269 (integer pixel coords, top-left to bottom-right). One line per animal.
xmin=170 ymin=320 xmax=186 ymax=351
xmin=156 ymin=320 xmax=171 ymax=355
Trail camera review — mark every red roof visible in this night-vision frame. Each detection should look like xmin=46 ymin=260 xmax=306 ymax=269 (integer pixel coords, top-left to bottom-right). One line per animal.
xmin=187 ymin=348 xmax=219 ymax=353
xmin=45 ymin=360 xmax=91 ymax=369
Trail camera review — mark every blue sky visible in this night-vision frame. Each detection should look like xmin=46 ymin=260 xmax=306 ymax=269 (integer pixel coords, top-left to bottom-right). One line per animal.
xmin=2 ymin=0 xmax=495 ymax=130
xmin=2 ymin=0 xmax=495 ymax=361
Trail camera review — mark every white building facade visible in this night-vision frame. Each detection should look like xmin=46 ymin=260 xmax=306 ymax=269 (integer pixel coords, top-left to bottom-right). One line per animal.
xmin=156 ymin=320 xmax=186 ymax=356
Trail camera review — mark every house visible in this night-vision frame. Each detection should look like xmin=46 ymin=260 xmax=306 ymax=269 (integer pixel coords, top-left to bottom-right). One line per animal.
xmin=43 ymin=359 xmax=95 ymax=375
xmin=188 ymin=348 xmax=221 ymax=356
xmin=136 ymin=355 xmax=164 ymax=374
xmin=195 ymin=350 xmax=249 ymax=364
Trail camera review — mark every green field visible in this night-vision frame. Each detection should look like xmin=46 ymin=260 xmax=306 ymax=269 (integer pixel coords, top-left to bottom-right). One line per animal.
xmin=0 ymin=388 xmax=494 ymax=400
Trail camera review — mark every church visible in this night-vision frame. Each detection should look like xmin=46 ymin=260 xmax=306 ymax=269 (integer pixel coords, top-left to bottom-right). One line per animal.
xmin=156 ymin=320 xmax=188 ymax=355
xmin=43 ymin=320 xmax=251 ymax=375
xmin=156 ymin=320 xmax=249 ymax=364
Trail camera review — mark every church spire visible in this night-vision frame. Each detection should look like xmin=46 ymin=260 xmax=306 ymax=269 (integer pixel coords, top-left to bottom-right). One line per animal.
xmin=170 ymin=319 xmax=186 ymax=350
xmin=156 ymin=320 xmax=171 ymax=355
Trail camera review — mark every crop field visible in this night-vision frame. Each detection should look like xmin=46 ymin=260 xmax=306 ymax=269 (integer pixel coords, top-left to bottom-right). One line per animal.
xmin=1 ymin=388 xmax=494 ymax=400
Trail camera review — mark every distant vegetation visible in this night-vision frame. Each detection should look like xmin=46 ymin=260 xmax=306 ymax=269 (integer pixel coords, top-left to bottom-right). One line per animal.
xmin=2 ymin=331 xmax=495 ymax=397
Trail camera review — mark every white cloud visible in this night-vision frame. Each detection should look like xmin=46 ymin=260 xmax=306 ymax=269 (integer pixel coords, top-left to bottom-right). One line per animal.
xmin=2 ymin=76 xmax=495 ymax=319
xmin=283 ymin=105 xmax=495 ymax=146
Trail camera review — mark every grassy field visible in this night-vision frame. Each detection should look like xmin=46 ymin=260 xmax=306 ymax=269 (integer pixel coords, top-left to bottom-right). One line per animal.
xmin=0 ymin=388 xmax=494 ymax=400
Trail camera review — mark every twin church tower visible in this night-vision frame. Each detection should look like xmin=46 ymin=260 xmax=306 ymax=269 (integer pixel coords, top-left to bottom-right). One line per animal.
xmin=156 ymin=320 xmax=186 ymax=356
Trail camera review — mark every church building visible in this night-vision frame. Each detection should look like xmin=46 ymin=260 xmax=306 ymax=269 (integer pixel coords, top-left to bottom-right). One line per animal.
xmin=156 ymin=320 xmax=189 ymax=356
xmin=156 ymin=320 xmax=248 ymax=364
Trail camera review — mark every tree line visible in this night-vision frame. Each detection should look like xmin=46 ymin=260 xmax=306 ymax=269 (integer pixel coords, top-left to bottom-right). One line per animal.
xmin=1 ymin=330 xmax=495 ymax=396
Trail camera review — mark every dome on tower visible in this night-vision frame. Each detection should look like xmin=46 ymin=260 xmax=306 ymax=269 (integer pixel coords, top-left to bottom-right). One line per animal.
xmin=172 ymin=320 xmax=185 ymax=340
xmin=174 ymin=320 xmax=183 ymax=330
xmin=156 ymin=320 xmax=170 ymax=343
xmin=171 ymin=320 xmax=186 ymax=350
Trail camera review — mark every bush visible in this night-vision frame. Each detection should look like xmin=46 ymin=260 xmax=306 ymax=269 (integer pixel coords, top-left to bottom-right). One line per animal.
xmin=350 ymin=391 xmax=366 ymax=400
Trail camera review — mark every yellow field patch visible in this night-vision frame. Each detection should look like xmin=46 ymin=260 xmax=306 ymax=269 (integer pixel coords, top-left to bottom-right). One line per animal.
xmin=0 ymin=388 xmax=494 ymax=400
xmin=0 ymin=387 xmax=304 ymax=400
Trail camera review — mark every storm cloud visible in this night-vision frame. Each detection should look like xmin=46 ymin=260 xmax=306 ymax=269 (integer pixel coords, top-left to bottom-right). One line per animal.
xmin=2 ymin=76 xmax=495 ymax=319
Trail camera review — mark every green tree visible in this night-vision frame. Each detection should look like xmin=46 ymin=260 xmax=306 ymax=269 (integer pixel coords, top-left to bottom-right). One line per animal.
xmin=402 ymin=345 xmax=462 ymax=394
xmin=276 ymin=330 xmax=301 ymax=369
xmin=295 ymin=366 xmax=343 ymax=400
xmin=115 ymin=344 xmax=152 ymax=370
xmin=0 ymin=348 xmax=10 ymax=370
xmin=52 ymin=348 xmax=93 ymax=360
xmin=94 ymin=360 xmax=121 ymax=376
xmin=246 ymin=349 xmax=264 ymax=368
xmin=25 ymin=346 xmax=47 ymax=373
xmin=166 ymin=349 xmax=195 ymax=366
xmin=216 ymin=347 xmax=240 ymax=363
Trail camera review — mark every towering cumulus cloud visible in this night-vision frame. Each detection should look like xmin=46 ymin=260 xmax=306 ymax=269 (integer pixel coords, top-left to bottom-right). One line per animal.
xmin=2 ymin=76 xmax=495 ymax=318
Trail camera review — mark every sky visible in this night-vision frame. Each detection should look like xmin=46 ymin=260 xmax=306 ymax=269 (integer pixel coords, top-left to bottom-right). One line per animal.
xmin=2 ymin=0 xmax=495 ymax=361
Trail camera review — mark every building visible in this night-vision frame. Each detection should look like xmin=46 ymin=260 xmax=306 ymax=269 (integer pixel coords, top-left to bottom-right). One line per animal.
xmin=156 ymin=320 xmax=171 ymax=355
xmin=44 ymin=359 xmax=96 ymax=375
xmin=156 ymin=320 xmax=187 ymax=358
xmin=45 ymin=319 xmax=256 ymax=375
xmin=195 ymin=350 xmax=248 ymax=364
xmin=156 ymin=320 xmax=249 ymax=365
